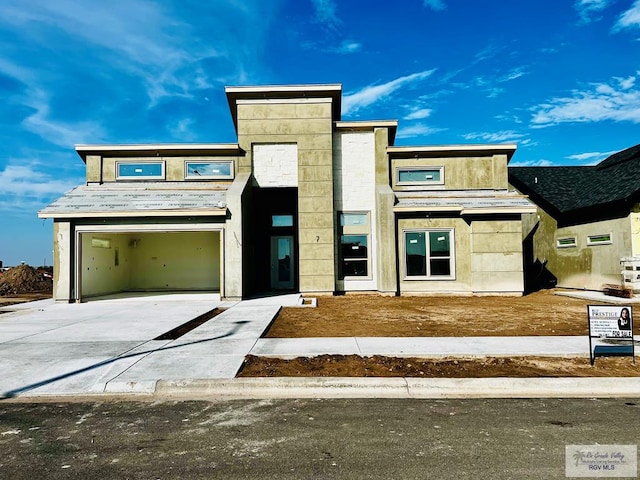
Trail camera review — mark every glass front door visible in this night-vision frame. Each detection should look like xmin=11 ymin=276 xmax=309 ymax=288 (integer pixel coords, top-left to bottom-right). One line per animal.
xmin=270 ymin=236 xmax=294 ymax=289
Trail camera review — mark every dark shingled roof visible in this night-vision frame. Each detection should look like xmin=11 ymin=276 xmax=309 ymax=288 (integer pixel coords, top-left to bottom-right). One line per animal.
xmin=508 ymin=143 xmax=640 ymax=222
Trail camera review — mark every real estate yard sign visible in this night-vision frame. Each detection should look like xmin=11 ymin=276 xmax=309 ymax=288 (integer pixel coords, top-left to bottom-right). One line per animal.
xmin=588 ymin=305 xmax=634 ymax=365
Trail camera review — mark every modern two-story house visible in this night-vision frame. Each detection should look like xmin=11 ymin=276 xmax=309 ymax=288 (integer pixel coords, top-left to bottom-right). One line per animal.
xmin=39 ymin=84 xmax=535 ymax=302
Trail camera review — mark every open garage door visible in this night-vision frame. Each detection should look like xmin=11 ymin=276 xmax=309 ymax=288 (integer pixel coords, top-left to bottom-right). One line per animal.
xmin=76 ymin=226 xmax=223 ymax=301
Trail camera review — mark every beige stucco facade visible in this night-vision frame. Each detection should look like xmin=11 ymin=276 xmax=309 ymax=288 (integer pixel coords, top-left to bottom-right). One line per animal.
xmin=40 ymin=83 xmax=534 ymax=302
xmin=521 ymin=206 xmax=638 ymax=291
xmin=233 ymin=97 xmax=336 ymax=293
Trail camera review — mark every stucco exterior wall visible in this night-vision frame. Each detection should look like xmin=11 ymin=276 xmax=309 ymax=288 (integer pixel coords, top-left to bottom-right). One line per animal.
xmin=86 ymin=155 xmax=101 ymax=183
xmin=374 ymin=128 xmax=397 ymax=294
xmin=631 ymin=210 xmax=640 ymax=256
xmin=391 ymin=154 xmax=508 ymax=190
xmin=53 ymin=221 xmax=72 ymax=302
xmin=529 ymin=207 xmax=633 ymax=290
xmin=235 ymin=98 xmax=335 ymax=293
xmin=225 ymin=172 xmax=251 ymax=299
xmin=470 ymin=218 xmax=524 ymax=293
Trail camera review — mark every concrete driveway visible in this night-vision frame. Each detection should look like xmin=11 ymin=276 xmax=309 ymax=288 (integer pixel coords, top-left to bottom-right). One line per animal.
xmin=0 ymin=293 xmax=299 ymax=397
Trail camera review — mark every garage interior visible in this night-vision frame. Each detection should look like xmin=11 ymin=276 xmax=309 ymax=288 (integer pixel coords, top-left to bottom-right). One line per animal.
xmin=78 ymin=230 xmax=222 ymax=300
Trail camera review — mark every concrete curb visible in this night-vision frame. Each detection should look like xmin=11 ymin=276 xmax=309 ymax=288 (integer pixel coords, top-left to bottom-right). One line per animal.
xmin=154 ymin=377 xmax=640 ymax=399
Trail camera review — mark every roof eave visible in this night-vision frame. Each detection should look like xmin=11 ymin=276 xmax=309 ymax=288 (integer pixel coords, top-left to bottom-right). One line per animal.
xmin=388 ymin=144 xmax=517 ymax=161
xmin=74 ymin=144 xmax=242 ymax=162
xmin=225 ymin=84 xmax=343 ymax=133
xmin=38 ymin=208 xmax=228 ymax=219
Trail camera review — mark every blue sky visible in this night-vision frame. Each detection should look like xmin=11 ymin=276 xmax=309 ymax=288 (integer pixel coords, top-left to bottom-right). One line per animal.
xmin=1 ymin=0 xmax=640 ymax=266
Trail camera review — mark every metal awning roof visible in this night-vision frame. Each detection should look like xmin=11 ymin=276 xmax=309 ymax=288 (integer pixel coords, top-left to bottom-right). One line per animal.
xmin=38 ymin=182 xmax=229 ymax=219
xmin=394 ymin=190 xmax=537 ymax=215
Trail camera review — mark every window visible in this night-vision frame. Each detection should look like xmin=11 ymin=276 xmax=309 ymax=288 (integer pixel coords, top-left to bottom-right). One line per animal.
xmin=396 ymin=166 xmax=444 ymax=186
xmin=557 ymin=237 xmax=577 ymax=248
xmin=404 ymin=229 xmax=454 ymax=279
xmin=272 ymin=215 xmax=293 ymax=227
xmin=587 ymin=233 xmax=612 ymax=246
xmin=185 ymin=161 xmax=233 ymax=180
xmin=116 ymin=161 xmax=164 ymax=180
xmin=338 ymin=212 xmax=370 ymax=278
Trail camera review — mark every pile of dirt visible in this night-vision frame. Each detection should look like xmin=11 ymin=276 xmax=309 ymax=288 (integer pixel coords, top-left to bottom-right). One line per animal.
xmin=239 ymin=354 xmax=640 ymax=378
xmin=0 ymin=264 xmax=52 ymax=295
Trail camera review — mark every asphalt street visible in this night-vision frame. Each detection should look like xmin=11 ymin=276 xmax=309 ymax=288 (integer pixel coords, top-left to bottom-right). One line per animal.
xmin=1 ymin=397 xmax=639 ymax=479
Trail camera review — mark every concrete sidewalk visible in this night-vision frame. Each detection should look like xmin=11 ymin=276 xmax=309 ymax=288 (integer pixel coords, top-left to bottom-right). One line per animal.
xmin=251 ymin=336 xmax=591 ymax=358
xmin=0 ymin=292 xmax=638 ymax=400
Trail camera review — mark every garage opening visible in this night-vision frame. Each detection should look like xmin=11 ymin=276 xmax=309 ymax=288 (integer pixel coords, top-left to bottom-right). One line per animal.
xmin=78 ymin=230 xmax=222 ymax=300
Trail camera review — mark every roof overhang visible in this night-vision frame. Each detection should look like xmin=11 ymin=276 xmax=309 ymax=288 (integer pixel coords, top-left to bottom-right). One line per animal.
xmin=75 ymin=144 xmax=242 ymax=162
xmin=38 ymin=209 xmax=227 ymax=219
xmin=393 ymin=205 xmax=537 ymax=215
xmin=388 ymin=144 xmax=518 ymax=162
xmin=38 ymin=183 xmax=229 ymax=219
xmin=225 ymin=84 xmax=342 ymax=133
xmin=393 ymin=190 xmax=537 ymax=215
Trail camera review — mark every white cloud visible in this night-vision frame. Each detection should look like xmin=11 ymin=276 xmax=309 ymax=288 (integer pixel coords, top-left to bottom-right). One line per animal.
xmin=423 ymin=0 xmax=446 ymax=11
xmin=0 ymin=163 xmax=81 ymax=199
xmin=473 ymin=44 xmax=503 ymax=64
xmin=615 ymin=0 xmax=640 ymax=30
xmin=531 ymin=76 xmax=640 ymax=126
xmin=20 ymin=89 xmax=106 ymax=147
xmin=404 ymin=108 xmax=432 ymax=120
xmin=168 ymin=118 xmax=197 ymax=142
xmin=500 ymin=67 xmax=527 ymax=82
xmin=574 ymin=0 xmax=612 ymax=23
xmin=396 ymin=124 xmax=446 ymax=139
xmin=343 ymin=70 xmax=436 ymax=115
xmin=486 ymin=87 xmax=505 ymax=98
xmin=463 ymin=130 xmax=528 ymax=144
xmin=0 ymin=0 xmax=267 ymax=106
xmin=311 ymin=0 xmax=341 ymax=29
xmin=617 ymin=75 xmax=636 ymax=89
xmin=510 ymin=159 xmax=554 ymax=167
xmin=327 ymin=40 xmax=362 ymax=54
xmin=566 ymin=150 xmax=617 ymax=164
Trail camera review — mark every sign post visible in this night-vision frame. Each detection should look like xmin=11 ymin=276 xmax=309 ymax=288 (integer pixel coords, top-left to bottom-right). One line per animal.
xmin=588 ymin=305 xmax=634 ymax=366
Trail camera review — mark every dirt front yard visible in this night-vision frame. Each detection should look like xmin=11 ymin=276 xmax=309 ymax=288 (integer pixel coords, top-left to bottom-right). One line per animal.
xmin=265 ymin=289 xmax=623 ymax=338
xmin=0 ymin=293 xmax=50 ymax=310
xmin=239 ymin=289 xmax=640 ymax=378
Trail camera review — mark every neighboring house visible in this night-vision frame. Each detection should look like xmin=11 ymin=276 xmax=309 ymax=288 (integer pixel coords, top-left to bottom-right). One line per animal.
xmin=509 ymin=144 xmax=640 ymax=292
xmin=39 ymin=84 xmax=535 ymax=302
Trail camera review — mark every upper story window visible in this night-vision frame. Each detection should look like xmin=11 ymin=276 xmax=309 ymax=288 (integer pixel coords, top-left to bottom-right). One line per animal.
xmin=557 ymin=237 xmax=577 ymax=248
xmin=587 ymin=233 xmax=612 ymax=246
xmin=116 ymin=161 xmax=165 ymax=180
xmin=185 ymin=161 xmax=234 ymax=180
xmin=396 ymin=166 xmax=444 ymax=186
xmin=272 ymin=215 xmax=294 ymax=227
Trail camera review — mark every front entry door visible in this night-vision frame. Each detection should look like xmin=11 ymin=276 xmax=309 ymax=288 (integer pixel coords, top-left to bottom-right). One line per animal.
xmin=270 ymin=236 xmax=294 ymax=289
